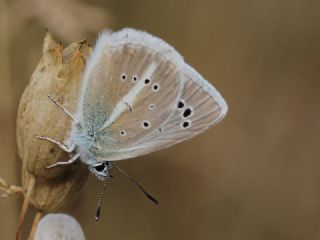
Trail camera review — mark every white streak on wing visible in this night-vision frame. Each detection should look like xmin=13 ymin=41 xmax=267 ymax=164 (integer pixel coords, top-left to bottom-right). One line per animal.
xmin=100 ymin=62 xmax=158 ymax=130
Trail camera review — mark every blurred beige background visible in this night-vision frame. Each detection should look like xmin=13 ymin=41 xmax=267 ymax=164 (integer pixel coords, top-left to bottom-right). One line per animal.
xmin=1 ymin=0 xmax=320 ymax=239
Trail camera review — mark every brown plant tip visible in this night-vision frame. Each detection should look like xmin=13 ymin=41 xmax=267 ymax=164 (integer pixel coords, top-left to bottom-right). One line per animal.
xmin=43 ymin=31 xmax=59 ymax=54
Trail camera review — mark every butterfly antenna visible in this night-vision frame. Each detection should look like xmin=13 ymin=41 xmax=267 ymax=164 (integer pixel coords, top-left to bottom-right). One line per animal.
xmin=95 ymin=178 xmax=108 ymax=221
xmin=113 ymin=164 xmax=159 ymax=205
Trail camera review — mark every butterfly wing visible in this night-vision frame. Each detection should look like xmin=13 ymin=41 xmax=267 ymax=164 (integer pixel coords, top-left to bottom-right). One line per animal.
xmin=74 ymin=29 xmax=183 ymax=131
xmin=73 ymin=28 xmax=227 ymax=162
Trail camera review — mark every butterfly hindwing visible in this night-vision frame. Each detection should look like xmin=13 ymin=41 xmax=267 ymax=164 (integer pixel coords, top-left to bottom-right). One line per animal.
xmin=154 ymin=64 xmax=227 ymax=143
xmin=98 ymin=63 xmax=228 ymax=161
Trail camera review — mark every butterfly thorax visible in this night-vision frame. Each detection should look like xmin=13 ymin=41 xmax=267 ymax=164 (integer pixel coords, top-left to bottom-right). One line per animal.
xmin=69 ymin=124 xmax=101 ymax=164
xmin=68 ymin=124 xmax=112 ymax=180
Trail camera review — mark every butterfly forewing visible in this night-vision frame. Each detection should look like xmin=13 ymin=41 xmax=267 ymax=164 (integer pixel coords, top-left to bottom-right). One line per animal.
xmin=97 ymin=47 xmax=183 ymax=153
xmin=74 ymin=29 xmax=186 ymax=159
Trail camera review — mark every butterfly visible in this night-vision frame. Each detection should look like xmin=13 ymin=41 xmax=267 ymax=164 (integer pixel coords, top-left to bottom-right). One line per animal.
xmin=37 ymin=28 xmax=228 ymax=219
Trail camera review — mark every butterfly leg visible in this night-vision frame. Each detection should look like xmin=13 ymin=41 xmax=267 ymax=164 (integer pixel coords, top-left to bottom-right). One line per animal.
xmin=47 ymin=152 xmax=81 ymax=168
xmin=36 ymin=136 xmax=76 ymax=153
xmin=47 ymin=95 xmax=80 ymax=125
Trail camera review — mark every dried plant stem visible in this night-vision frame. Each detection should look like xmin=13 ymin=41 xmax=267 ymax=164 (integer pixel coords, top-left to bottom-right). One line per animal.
xmin=16 ymin=175 xmax=35 ymax=240
xmin=28 ymin=211 xmax=42 ymax=240
xmin=0 ymin=177 xmax=24 ymax=198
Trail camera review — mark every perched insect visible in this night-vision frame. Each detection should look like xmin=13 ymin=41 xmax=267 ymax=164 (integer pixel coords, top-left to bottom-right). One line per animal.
xmin=37 ymin=28 xmax=228 ymax=220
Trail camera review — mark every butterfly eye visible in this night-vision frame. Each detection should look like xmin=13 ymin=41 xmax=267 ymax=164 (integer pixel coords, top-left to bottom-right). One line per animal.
xmin=152 ymin=83 xmax=160 ymax=92
xmin=121 ymin=73 xmax=127 ymax=81
xmin=181 ymin=120 xmax=191 ymax=129
xmin=94 ymin=164 xmax=105 ymax=172
xmin=144 ymin=78 xmax=151 ymax=85
xmin=132 ymin=75 xmax=138 ymax=82
xmin=182 ymin=107 xmax=193 ymax=118
xmin=177 ymin=100 xmax=185 ymax=109
xmin=142 ymin=120 xmax=151 ymax=129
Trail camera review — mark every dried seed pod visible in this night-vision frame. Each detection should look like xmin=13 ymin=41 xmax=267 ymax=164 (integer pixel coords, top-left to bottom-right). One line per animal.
xmin=22 ymin=163 xmax=88 ymax=212
xmin=34 ymin=214 xmax=86 ymax=240
xmin=16 ymin=32 xmax=91 ymax=211
xmin=17 ymin=32 xmax=90 ymax=178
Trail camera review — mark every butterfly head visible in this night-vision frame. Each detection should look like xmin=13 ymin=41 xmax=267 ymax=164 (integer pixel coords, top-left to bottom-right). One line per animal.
xmin=88 ymin=161 xmax=111 ymax=180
